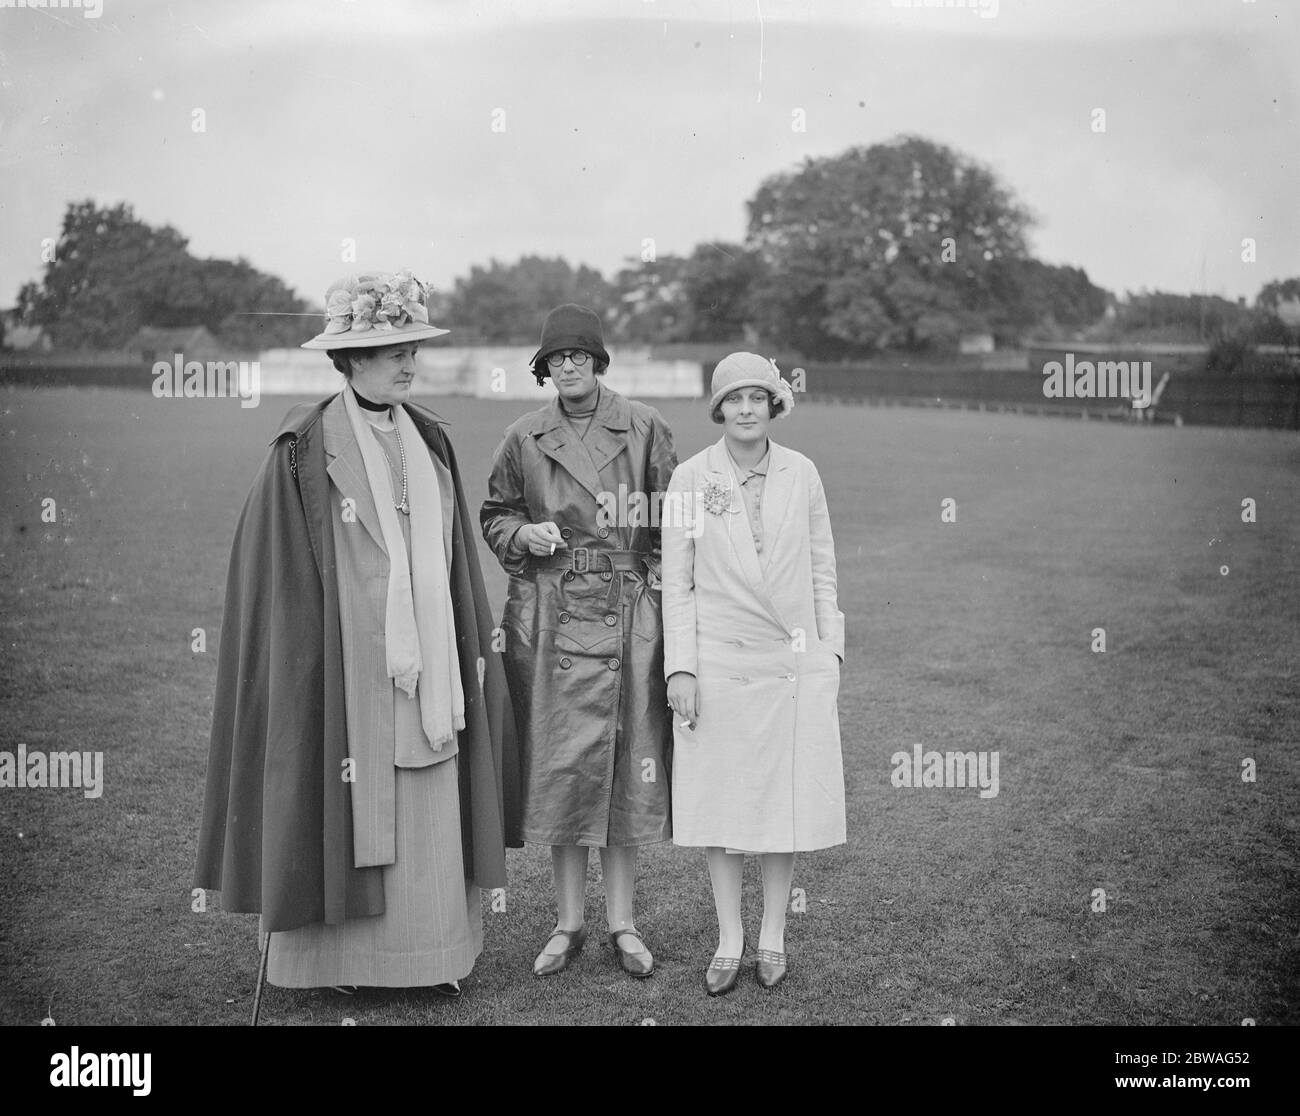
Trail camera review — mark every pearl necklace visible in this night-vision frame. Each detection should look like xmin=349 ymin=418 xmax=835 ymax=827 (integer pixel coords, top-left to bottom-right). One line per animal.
xmin=391 ymin=422 xmax=410 ymax=515
xmin=371 ymin=409 xmax=410 ymax=515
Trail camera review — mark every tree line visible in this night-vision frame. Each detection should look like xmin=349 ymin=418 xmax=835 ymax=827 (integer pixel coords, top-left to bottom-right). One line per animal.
xmin=14 ymin=201 xmax=311 ymax=351
xmin=12 ymin=137 xmax=1299 ymax=360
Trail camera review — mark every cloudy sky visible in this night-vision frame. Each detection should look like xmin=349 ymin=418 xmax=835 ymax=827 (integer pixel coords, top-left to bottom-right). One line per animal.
xmin=1 ymin=0 xmax=1296 ymax=314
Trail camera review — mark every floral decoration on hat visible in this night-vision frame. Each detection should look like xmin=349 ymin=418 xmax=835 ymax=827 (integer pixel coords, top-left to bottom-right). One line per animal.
xmin=764 ymin=359 xmax=796 ymax=415
xmin=323 ymin=270 xmax=431 ymax=336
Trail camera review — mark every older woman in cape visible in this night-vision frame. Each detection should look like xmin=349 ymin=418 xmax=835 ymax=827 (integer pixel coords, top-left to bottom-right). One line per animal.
xmin=194 ymin=271 xmax=520 ymax=996
xmin=662 ymin=353 xmax=846 ymax=996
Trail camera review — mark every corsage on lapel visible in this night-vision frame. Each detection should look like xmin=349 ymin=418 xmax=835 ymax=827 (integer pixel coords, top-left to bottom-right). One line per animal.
xmin=700 ymin=474 xmax=733 ymax=517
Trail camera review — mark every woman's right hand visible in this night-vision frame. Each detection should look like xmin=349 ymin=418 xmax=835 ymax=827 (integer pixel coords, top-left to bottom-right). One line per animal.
xmin=516 ymin=521 xmax=568 ymax=556
xmin=667 ymin=671 xmax=699 ymax=728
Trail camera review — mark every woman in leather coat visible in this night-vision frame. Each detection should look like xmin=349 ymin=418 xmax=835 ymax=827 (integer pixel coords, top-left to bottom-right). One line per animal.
xmin=481 ymin=304 xmax=676 ymax=979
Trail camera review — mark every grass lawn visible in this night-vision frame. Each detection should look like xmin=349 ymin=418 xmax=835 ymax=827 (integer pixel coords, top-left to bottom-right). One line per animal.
xmin=1 ymin=386 xmax=1297 ymax=1026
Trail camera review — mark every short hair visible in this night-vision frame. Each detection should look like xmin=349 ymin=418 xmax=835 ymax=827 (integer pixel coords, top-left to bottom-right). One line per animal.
xmin=327 ymin=342 xmax=423 ymax=380
xmin=326 ymin=349 xmax=354 ymax=379
xmin=711 ymin=388 xmax=777 ymax=425
xmin=533 ymin=353 xmax=609 ymax=387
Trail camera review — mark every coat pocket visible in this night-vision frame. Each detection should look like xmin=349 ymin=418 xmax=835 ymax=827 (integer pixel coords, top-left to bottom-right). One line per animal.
xmin=549 ymin=626 xmax=620 ymax=653
xmin=546 ymin=625 xmax=621 ymax=673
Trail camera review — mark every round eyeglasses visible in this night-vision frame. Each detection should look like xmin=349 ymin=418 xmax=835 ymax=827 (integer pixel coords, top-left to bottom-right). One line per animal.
xmin=545 ymin=350 xmax=591 ymax=369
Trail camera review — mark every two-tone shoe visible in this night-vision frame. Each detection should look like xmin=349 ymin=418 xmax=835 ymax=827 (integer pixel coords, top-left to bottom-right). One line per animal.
xmin=755 ymin=948 xmax=788 ymax=990
xmin=705 ymin=953 xmax=743 ymax=997
xmin=609 ymin=927 xmax=655 ymax=978
xmin=532 ymin=924 xmax=587 ymax=977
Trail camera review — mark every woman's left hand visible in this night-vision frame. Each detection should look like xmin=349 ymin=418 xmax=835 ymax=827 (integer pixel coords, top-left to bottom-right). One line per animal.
xmin=667 ymin=671 xmax=699 ymax=729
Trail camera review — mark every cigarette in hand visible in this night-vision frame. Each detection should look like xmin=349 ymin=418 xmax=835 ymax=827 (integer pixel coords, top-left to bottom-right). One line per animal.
xmin=679 ymin=718 xmax=694 ymax=730
xmin=549 ymin=542 xmax=556 ymax=555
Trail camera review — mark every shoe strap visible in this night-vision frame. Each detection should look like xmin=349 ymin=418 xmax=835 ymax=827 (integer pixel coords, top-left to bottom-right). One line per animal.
xmin=545 ymin=925 xmax=584 ymax=946
xmin=610 ymin=927 xmax=647 ymax=951
xmin=756 ymin=948 xmax=787 ymax=964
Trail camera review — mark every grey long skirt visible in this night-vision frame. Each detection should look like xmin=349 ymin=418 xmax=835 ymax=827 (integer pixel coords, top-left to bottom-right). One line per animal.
xmin=264 ymin=756 xmax=482 ymax=988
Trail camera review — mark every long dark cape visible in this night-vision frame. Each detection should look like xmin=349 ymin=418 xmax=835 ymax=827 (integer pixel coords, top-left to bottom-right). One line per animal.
xmin=194 ymin=396 xmax=521 ymax=933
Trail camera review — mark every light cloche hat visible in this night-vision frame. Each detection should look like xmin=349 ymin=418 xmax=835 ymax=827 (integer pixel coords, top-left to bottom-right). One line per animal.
xmin=301 ymin=270 xmax=449 ymax=350
xmin=708 ymin=352 xmax=796 ymax=423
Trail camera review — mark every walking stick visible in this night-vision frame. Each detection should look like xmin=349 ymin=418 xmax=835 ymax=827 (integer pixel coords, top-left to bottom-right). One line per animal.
xmin=251 ymin=930 xmax=271 ymax=1027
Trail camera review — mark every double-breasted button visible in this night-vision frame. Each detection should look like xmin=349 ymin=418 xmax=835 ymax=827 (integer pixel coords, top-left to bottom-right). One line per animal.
xmin=597 ymin=527 xmax=610 ymax=539
xmin=786 ymin=672 xmax=796 ymax=682
xmin=560 ymin=527 xmax=573 ymax=539
xmin=601 ymin=572 xmax=612 ymax=582
xmin=559 ymin=657 xmax=572 ymax=669
xmin=608 ymin=658 xmax=621 ymax=670
xmin=604 ymin=614 xmax=617 ymax=627
xmin=559 ymin=611 xmax=570 ymax=623
xmin=563 ymin=570 xmax=575 ymax=582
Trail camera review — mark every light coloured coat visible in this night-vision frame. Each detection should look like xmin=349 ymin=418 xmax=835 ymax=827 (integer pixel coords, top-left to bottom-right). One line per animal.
xmin=662 ymin=437 xmax=846 ymax=852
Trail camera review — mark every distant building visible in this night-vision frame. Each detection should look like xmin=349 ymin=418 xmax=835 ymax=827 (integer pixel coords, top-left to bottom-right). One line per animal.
xmin=959 ymin=331 xmax=995 ymax=355
xmin=0 ymin=308 xmax=52 ymax=352
xmin=125 ymin=325 xmax=223 ymax=364
xmin=1274 ymin=298 xmax=1300 ymax=330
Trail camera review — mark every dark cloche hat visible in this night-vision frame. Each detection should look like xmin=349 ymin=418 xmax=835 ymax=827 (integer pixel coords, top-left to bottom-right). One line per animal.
xmin=529 ymin=303 xmax=610 ymax=379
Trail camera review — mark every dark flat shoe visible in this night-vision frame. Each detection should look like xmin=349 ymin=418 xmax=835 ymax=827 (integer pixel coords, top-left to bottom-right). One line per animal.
xmin=432 ymin=981 xmax=461 ymax=998
xmin=705 ymin=954 xmax=742 ymax=997
xmin=755 ymin=948 xmax=788 ymax=990
xmin=533 ymin=925 xmax=587 ymax=977
xmin=609 ymin=927 xmax=654 ymax=978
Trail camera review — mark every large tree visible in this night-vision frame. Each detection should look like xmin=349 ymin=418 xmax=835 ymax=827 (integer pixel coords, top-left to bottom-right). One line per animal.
xmin=681 ymin=242 xmax=762 ymax=341
xmin=16 ymin=200 xmax=310 ymax=350
xmin=609 ymin=242 xmax=762 ymax=344
xmin=985 ymin=258 xmax=1109 ymax=341
xmin=609 ymin=254 xmax=692 ymax=344
xmin=1254 ymin=277 xmax=1300 ymax=346
xmin=445 ymin=255 xmax=613 ymax=344
xmin=745 ymin=135 xmax=1035 ymax=358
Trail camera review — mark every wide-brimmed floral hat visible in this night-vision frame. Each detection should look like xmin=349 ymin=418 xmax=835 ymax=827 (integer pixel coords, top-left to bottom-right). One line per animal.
xmin=301 ymin=270 xmax=450 ymax=349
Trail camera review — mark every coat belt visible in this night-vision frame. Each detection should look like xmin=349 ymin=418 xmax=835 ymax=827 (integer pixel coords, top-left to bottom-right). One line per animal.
xmin=532 ymin=547 xmax=650 ymax=574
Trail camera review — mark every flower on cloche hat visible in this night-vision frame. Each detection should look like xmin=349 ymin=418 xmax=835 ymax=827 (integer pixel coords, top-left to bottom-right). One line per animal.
xmin=708 ymin=352 xmax=795 ymax=423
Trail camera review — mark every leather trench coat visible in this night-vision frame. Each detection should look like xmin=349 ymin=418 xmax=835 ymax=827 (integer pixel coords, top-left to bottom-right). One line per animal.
xmin=481 ymin=384 xmax=677 ymax=846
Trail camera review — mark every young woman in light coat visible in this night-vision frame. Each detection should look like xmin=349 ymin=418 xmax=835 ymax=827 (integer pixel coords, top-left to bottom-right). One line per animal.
xmin=662 ymin=352 xmax=846 ymax=996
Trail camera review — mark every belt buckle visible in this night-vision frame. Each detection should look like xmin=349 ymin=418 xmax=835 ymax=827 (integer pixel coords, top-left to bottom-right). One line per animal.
xmin=571 ymin=547 xmax=590 ymax=574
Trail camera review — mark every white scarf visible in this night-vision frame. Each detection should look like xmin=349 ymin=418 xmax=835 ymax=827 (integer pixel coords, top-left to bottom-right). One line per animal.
xmin=342 ymin=385 xmax=465 ymax=756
